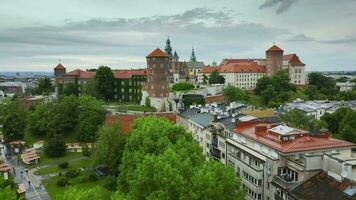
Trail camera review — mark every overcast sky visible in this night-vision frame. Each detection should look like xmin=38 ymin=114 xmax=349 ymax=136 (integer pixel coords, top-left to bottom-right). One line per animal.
xmin=1 ymin=0 xmax=356 ymax=72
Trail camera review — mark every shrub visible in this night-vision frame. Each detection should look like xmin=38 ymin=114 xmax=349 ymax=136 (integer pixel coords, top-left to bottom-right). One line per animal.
xmin=58 ymin=162 xmax=69 ymax=169
xmin=57 ymin=178 xmax=70 ymax=187
xmin=103 ymin=176 xmax=117 ymax=191
xmin=65 ymin=169 xmax=80 ymax=178
xmin=171 ymin=82 xmax=195 ymax=91
xmin=88 ymin=172 xmax=98 ymax=182
xmin=82 ymin=145 xmax=92 ymax=157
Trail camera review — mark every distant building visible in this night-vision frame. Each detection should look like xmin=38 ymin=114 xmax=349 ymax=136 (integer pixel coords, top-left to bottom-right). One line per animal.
xmin=282 ymin=99 xmax=356 ymax=120
xmin=198 ymin=44 xmax=306 ymax=89
xmin=337 ymin=81 xmax=355 ymax=92
xmin=54 ymin=63 xmax=146 ymax=103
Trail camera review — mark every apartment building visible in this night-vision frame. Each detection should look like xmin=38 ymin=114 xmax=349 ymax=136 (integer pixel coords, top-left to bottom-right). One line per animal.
xmin=177 ymin=103 xmax=356 ymax=200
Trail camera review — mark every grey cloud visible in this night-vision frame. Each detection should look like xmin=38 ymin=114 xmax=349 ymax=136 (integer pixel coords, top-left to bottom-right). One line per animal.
xmin=289 ymin=34 xmax=314 ymax=42
xmin=321 ymin=34 xmax=356 ymax=44
xmin=259 ymin=0 xmax=299 ymax=14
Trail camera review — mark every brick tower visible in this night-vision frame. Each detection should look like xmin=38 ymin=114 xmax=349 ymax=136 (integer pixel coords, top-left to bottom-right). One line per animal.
xmin=265 ymin=44 xmax=283 ymax=77
xmin=146 ymin=48 xmax=170 ymax=97
xmin=54 ymin=62 xmax=66 ymax=97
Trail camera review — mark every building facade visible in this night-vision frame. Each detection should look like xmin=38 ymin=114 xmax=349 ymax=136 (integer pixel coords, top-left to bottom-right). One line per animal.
xmin=177 ymin=103 xmax=356 ymax=200
xmin=198 ymin=44 xmax=306 ymax=88
xmin=54 ymin=64 xmax=146 ymax=103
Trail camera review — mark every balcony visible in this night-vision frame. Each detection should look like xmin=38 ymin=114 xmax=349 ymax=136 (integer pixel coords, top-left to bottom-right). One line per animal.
xmin=209 ymin=147 xmax=221 ymax=159
xmin=272 ymin=175 xmax=300 ymax=191
xmin=287 ymin=159 xmax=305 ymax=171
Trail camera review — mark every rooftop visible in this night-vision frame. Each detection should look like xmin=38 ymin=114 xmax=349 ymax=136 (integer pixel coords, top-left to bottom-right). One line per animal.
xmin=199 ymin=61 xmax=265 ymax=74
xmin=146 ymin=48 xmax=168 ymax=58
xmin=232 ymin=120 xmax=355 ymax=154
xmin=289 ymin=171 xmax=356 ymax=200
xmin=266 ymin=44 xmax=284 ymax=52
xmin=65 ymin=69 xmax=146 ymax=79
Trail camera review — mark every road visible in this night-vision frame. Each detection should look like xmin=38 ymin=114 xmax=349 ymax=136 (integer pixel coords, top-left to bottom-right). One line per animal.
xmin=3 ymin=150 xmax=51 ymax=200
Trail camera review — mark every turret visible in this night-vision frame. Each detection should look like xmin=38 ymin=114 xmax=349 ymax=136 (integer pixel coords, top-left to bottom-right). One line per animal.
xmin=172 ymin=50 xmax=179 ymax=62
xmin=190 ymin=47 xmax=197 ymax=62
xmin=146 ymin=48 xmax=170 ymax=97
xmin=164 ymin=37 xmax=173 ymax=57
xmin=265 ymin=44 xmax=283 ymax=77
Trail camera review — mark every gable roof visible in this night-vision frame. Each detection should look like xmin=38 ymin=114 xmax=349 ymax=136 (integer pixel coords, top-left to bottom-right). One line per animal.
xmin=146 ymin=48 xmax=168 ymax=58
xmin=266 ymin=45 xmax=284 ymax=52
xmin=65 ymin=69 xmax=146 ymax=79
xmin=283 ymin=54 xmax=305 ymax=66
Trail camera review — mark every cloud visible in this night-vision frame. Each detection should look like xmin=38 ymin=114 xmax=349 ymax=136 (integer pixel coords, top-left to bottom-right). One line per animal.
xmin=0 ymin=8 xmax=289 ymax=70
xmin=289 ymin=34 xmax=315 ymax=42
xmin=321 ymin=34 xmax=356 ymax=44
xmin=259 ymin=0 xmax=299 ymax=14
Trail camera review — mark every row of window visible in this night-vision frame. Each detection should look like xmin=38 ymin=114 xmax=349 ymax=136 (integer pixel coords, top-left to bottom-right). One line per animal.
xmin=243 ymin=185 xmax=262 ymax=200
xmin=243 ymin=171 xmax=262 ymax=186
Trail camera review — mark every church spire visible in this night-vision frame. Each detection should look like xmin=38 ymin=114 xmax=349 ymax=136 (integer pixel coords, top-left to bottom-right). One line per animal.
xmin=190 ymin=47 xmax=197 ymax=62
xmin=164 ymin=37 xmax=173 ymax=56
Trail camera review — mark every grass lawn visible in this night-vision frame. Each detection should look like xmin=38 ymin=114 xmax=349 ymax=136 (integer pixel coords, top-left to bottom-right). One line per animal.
xmin=43 ymin=174 xmax=109 ymax=200
xmin=126 ymin=105 xmax=156 ymax=112
xmin=28 ymin=152 xmax=83 ymax=169
xmin=242 ymin=108 xmax=275 ymax=118
xmin=35 ymin=159 xmax=92 ymax=175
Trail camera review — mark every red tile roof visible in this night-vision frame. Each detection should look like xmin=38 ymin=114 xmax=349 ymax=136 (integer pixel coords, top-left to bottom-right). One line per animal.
xmin=200 ymin=62 xmax=265 ymax=73
xmin=65 ymin=69 xmax=146 ymax=79
xmin=105 ymin=113 xmax=177 ymax=134
xmin=205 ymin=95 xmax=225 ymax=104
xmin=233 ymin=121 xmax=355 ymax=154
xmin=146 ymin=48 xmax=168 ymax=58
xmin=221 ymin=59 xmax=255 ymax=66
xmin=54 ymin=63 xmax=65 ymax=70
xmin=266 ymin=45 xmax=284 ymax=52
xmin=283 ymin=54 xmax=305 ymax=66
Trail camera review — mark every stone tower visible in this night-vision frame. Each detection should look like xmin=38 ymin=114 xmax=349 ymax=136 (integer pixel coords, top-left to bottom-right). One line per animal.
xmin=172 ymin=51 xmax=179 ymax=62
xmin=146 ymin=48 xmax=170 ymax=97
xmin=265 ymin=44 xmax=283 ymax=77
xmin=54 ymin=62 xmax=66 ymax=97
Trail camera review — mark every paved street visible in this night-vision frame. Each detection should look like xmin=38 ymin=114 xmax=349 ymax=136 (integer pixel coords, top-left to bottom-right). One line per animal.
xmin=3 ymin=151 xmax=51 ymax=200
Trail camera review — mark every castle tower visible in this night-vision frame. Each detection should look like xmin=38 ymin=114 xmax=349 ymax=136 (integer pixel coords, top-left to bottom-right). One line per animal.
xmin=265 ymin=44 xmax=283 ymax=77
xmin=164 ymin=37 xmax=173 ymax=57
xmin=190 ymin=47 xmax=197 ymax=62
xmin=146 ymin=48 xmax=170 ymax=97
xmin=54 ymin=62 xmax=66 ymax=97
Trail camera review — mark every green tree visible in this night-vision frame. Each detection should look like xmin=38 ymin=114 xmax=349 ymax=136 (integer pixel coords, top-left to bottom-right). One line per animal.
xmin=202 ymin=74 xmax=209 ymax=85
xmin=339 ymin=110 xmax=356 ymax=143
xmin=26 ymin=103 xmax=55 ymax=137
xmin=255 ymin=76 xmax=272 ymax=95
xmin=2 ymin=112 xmax=26 ymax=142
xmin=76 ymin=96 xmax=106 ymax=142
xmin=190 ymin=162 xmax=245 ymax=200
xmin=144 ymin=96 xmax=151 ymax=108
xmin=209 ymin=70 xmax=225 ymax=84
xmin=95 ymin=66 xmax=115 ymax=101
xmin=223 ymin=85 xmax=250 ymax=103
xmin=307 ymin=72 xmax=339 ymax=99
xmin=171 ymin=82 xmax=195 ymax=91
xmin=0 ymin=176 xmax=17 ymax=200
xmin=321 ymin=107 xmax=352 ymax=135
xmin=37 ymin=77 xmax=54 ymax=95
xmin=93 ymin=123 xmax=127 ymax=175
xmin=44 ymin=133 xmax=67 ymax=157
xmin=56 ymin=186 xmax=110 ymax=200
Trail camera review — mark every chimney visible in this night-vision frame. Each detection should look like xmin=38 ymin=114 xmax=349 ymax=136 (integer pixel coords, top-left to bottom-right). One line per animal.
xmin=255 ymin=125 xmax=267 ymax=136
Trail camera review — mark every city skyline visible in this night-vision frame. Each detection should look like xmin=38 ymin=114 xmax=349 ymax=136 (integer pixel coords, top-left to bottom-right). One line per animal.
xmin=1 ymin=0 xmax=356 ymax=72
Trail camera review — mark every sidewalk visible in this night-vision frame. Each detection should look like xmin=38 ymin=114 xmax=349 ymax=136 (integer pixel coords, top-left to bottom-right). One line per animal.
xmin=5 ymin=156 xmax=51 ymax=200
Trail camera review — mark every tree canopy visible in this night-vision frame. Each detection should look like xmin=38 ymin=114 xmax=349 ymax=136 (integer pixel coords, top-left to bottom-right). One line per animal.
xmin=223 ymin=85 xmax=250 ymax=103
xmin=37 ymin=77 xmax=54 ymax=95
xmin=2 ymin=102 xmax=26 ymax=142
xmin=209 ymin=70 xmax=225 ymax=84
xmin=95 ymin=66 xmax=115 ymax=101
xmin=171 ymin=82 xmax=195 ymax=91
xmin=93 ymin=122 xmax=127 ymax=175
xmin=118 ymin=117 xmax=245 ymax=200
